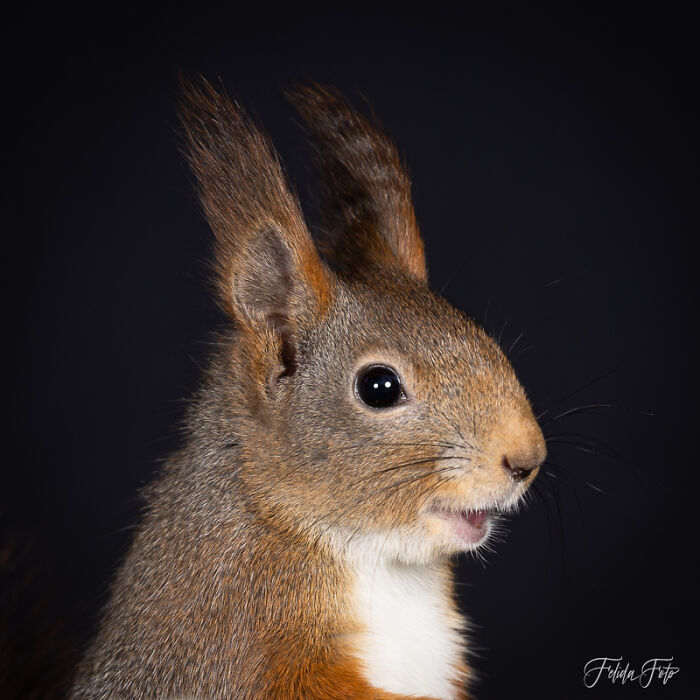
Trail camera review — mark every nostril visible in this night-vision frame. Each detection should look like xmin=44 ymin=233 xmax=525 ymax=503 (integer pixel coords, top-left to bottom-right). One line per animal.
xmin=502 ymin=454 xmax=539 ymax=482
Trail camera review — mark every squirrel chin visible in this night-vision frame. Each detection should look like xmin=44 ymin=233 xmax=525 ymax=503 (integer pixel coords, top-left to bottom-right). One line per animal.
xmin=321 ymin=509 xmax=505 ymax=569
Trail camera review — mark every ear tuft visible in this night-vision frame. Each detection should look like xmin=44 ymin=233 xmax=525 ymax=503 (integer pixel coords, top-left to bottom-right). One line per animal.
xmin=178 ymin=76 xmax=333 ymax=325
xmin=287 ymin=84 xmax=427 ymax=282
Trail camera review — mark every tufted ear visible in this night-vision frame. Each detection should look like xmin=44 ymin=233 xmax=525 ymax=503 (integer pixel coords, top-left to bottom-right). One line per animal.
xmin=178 ymin=77 xmax=333 ymax=371
xmin=287 ymin=84 xmax=427 ymax=283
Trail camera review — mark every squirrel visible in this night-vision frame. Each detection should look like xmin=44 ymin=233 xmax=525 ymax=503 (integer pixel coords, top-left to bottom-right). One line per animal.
xmin=70 ymin=79 xmax=546 ymax=699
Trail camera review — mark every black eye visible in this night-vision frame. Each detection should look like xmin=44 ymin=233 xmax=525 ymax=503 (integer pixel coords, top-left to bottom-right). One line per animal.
xmin=356 ymin=365 xmax=405 ymax=409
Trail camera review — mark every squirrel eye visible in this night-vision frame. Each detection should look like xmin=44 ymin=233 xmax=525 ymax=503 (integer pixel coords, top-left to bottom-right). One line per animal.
xmin=356 ymin=365 xmax=405 ymax=409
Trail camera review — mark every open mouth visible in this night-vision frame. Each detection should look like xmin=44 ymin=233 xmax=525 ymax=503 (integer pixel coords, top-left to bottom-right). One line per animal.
xmin=428 ymin=507 xmax=493 ymax=545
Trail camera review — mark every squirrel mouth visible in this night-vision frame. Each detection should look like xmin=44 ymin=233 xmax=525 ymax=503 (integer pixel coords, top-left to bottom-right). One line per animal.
xmin=428 ymin=507 xmax=492 ymax=545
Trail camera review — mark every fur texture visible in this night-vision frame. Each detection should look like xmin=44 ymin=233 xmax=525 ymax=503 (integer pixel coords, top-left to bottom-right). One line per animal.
xmin=350 ymin=558 xmax=465 ymax=698
xmin=287 ymin=84 xmax=426 ymax=281
xmin=71 ymin=79 xmax=544 ymax=699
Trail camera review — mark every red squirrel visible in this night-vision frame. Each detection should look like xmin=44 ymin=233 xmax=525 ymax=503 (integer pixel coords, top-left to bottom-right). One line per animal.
xmin=71 ymin=79 xmax=545 ymax=699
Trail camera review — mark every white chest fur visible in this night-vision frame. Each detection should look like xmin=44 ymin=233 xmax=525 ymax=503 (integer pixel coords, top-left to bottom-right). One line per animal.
xmin=351 ymin=560 xmax=465 ymax=699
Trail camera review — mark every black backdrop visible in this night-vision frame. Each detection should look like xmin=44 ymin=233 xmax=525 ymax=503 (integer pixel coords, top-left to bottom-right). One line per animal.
xmin=4 ymin=5 xmax=692 ymax=699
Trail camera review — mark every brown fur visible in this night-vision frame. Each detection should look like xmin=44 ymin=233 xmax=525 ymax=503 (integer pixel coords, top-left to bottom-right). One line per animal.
xmin=71 ymin=79 xmax=544 ymax=699
xmin=287 ymin=84 xmax=427 ymax=282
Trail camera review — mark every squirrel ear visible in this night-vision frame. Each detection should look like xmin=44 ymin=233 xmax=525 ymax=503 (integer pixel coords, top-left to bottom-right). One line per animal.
xmin=178 ymin=77 xmax=333 ymax=334
xmin=287 ymin=84 xmax=427 ymax=283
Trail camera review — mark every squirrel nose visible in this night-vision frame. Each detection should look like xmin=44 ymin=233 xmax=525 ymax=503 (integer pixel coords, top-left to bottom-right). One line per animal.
xmin=502 ymin=448 xmax=544 ymax=482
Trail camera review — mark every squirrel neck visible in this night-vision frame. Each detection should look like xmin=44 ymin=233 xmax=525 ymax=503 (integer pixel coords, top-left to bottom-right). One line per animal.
xmin=74 ymin=443 xmax=468 ymax=698
xmin=72 ymin=341 xmax=469 ymax=698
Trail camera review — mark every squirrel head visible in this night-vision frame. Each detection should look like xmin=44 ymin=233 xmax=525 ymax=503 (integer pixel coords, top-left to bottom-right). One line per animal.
xmin=179 ymin=79 xmax=545 ymax=566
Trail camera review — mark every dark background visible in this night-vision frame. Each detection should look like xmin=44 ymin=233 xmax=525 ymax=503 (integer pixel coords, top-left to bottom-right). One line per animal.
xmin=3 ymin=5 xmax=692 ymax=698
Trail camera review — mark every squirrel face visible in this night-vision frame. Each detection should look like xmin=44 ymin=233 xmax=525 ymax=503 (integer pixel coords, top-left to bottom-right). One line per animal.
xmin=235 ymin=270 xmax=545 ymax=566
xmin=180 ymin=80 xmax=545 ymax=568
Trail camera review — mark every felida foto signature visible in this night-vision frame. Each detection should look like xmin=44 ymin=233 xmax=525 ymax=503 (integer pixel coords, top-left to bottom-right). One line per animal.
xmin=583 ymin=657 xmax=679 ymax=688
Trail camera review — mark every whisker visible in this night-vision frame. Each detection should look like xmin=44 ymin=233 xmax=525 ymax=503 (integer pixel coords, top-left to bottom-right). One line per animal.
xmin=430 ymin=408 xmax=480 ymax=453
xmin=545 ymin=431 xmax=620 ymax=455
xmin=339 ymin=440 xmax=467 ymax=452
xmin=497 ymin=314 xmax=511 ymax=345
xmin=545 ymin=434 xmax=641 ymax=482
xmin=545 ymin=439 xmax=619 ymax=461
xmin=514 ymin=343 xmax=536 ymax=360
xmin=372 ymin=465 xmax=463 ymax=496
xmin=266 ymin=441 xmax=471 ymax=495
xmin=545 ymin=458 xmax=607 ymax=497
xmin=377 ymin=455 xmax=474 ymax=476
xmin=483 ymin=297 xmax=492 ymax=328
xmin=307 ymin=465 xmax=462 ymax=547
xmin=583 ymin=481 xmax=608 ymax=495
xmin=530 ymin=480 xmax=556 ymax=569
xmin=546 ymin=466 xmax=568 ymax=585
xmin=548 ymin=403 xmax=617 ymax=422
xmin=543 ymin=403 xmax=652 ymax=426
xmin=438 ymin=252 xmax=470 ymax=295
xmin=536 ymin=366 xmax=620 ymax=421
xmin=508 ymin=330 xmax=526 ymax=354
